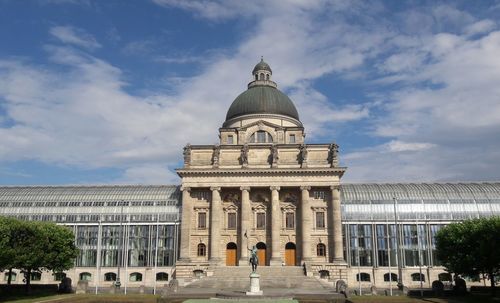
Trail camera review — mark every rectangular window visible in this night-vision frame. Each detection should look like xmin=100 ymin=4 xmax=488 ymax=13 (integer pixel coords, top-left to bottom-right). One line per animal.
xmin=313 ymin=191 xmax=325 ymax=200
xmin=227 ymin=213 xmax=237 ymax=230
xmin=257 ymin=131 xmax=266 ymax=143
xmin=316 ymin=212 xmax=325 ymax=229
xmin=227 ymin=135 xmax=234 ymax=144
xmin=289 ymin=134 xmax=296 ymax=143
xmin=285 ymin=212 xmax=295 ymax=229
xmin=198 ymin=212 xmax=206 ymax=229
xmin=256 ymin=213 xmax=266 ymax=229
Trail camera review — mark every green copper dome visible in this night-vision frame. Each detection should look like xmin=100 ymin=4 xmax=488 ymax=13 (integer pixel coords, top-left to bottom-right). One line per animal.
xmin=252 ymin=58 xmax=272 ymax=74
xmin=225 ymin=85 xmax=300 ymax=122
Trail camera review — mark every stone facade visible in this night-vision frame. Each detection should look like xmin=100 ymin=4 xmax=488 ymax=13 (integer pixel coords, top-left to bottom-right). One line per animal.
xmin=175 ymin=59 xmax=348 ymax=284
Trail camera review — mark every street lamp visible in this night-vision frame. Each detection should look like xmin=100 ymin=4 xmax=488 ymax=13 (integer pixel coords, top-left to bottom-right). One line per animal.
xmin=115 ymin=202 xmax=124 ymax=289
xmin=393 ymin=197 xmax=403 ymax=290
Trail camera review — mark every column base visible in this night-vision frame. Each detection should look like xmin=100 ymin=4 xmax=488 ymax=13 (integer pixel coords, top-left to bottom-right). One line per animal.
xmin=270 ymin=258 xmax=282 ymax=266
xmin=332 ymin=258 xmax=347 ymax=265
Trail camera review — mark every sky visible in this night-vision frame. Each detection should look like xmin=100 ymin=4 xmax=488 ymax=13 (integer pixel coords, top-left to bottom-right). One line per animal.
xmin=0 ymin=0 xmax=500 ymax=185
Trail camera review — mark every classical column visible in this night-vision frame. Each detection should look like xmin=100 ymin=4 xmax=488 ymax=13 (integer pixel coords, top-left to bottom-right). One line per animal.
xmin=270 ymin=186 xmax=281 ymax=265
xmin=331 ymin=185 xmax=345 ymax=262
xmin=239 ymin=186 xmax=251 ymax=263
xmin=179 ymin=186 xmax=191 ymax=261
xmin=209 ymin=187 xmax=222 ymax=264
xmin=301 ymin=186 xmax=312 ymax=263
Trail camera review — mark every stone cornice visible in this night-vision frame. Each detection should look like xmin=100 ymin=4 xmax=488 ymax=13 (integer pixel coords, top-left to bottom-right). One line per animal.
xmin=176 ymin=167 xmax=346 ymax=177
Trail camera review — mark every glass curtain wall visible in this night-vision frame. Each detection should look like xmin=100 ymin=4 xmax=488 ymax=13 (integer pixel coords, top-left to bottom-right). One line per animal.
xmin=349 ymin=224 xmax=373 ymax=266
xmin=75 ymin=224 xmax=176 ymax=267
xmin=376 ymin=224 xmax=397 ymax=267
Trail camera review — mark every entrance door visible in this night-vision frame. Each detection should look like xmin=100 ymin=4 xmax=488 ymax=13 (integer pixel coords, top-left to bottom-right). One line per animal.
xmin=226 ymin=242 xmax=237 ymax=266
xmin=256 ymin=242 xmax=267 ymax=266
xmin=285 ymin=242 xmax=296 ymax=266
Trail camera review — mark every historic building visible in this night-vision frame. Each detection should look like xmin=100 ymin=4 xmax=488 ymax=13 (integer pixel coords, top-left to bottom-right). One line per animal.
xmin=1 ymin=59 xmax=500 ymax=290
xmin=175 ymin=59 xmax=347 ymax=281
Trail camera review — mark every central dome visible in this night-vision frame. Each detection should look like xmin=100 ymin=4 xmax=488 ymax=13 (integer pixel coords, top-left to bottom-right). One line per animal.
xmin=225 ymin=86 xmax=299 ymax=121
xmin=224 ymin=59 xmax=300 ymax=126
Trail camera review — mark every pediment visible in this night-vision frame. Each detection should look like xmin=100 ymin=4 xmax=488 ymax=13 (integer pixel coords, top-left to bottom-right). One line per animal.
xmin=239 ymin=119 xmax=281 ymax=131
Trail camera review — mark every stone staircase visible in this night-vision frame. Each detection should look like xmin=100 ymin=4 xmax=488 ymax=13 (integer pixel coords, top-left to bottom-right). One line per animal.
xmin=185 ymin=266 xmax=332 ymax=290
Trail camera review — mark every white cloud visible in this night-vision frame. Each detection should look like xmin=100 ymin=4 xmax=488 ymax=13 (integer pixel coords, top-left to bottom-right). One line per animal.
xmin=49 ymin=26 xmax=101 ymax=50
xmin=464 ymin=19 xmax=496 ymax=36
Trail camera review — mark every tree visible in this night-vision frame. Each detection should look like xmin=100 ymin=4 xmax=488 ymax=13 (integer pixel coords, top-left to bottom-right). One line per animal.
xmin=0 ymin=216 xmax=21 ymax=285
xmin=436 ymin=216 xmax=500 ymax=294
xmin=0 ymin=217 xmax=78 ymax=291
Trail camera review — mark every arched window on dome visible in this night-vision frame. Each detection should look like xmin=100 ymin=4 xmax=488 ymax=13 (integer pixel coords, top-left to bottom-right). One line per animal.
xmin=249 ymin=131 xmax=273 ymax=143
xmin=255 ymin=74 xmax=258 ymax=81
xmin=266 ymin=74 xmax=269 ymax=80
xmin=260 ymin=73 xmax=264 ymax=80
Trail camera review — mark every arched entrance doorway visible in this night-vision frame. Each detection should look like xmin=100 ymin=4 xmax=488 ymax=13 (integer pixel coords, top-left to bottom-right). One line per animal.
xmin=226 ymin=242 xmax=237 ymax=266
xmin=256 ymin=242 xmax=267 ymax=266
xmin=285 ymin=242 xmax=296 ymax=266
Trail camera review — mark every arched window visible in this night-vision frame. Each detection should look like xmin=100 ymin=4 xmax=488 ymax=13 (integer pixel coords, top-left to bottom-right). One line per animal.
xmin=356 ymin=272 xmax=371 ymax=282
xmin=317 ymin=243 xmax=326 ymax=257
xmin=260 ymin=73 xmax=264 ymax=80
xmin=411 ymin=273 xmax=425 ymax=282
xmin=79 ymin=272 xmax=92 ymax=281
xmin=104 ymin=272 xmax=116 ymax=281
xmin=438 ymin=273 xmax=452 ymax=281
xmin=129 ymin=272 xmax=143 ymax=282
xmin=4 ymin=272 xmax=16 ymax=282
xmin=249 ymin=131 xmax=273 ymax=143
xmin=53 ymin=272 xmax=66 ymax=281
xmin=255 ymin=74 xmax=258 ymax=81
xmin=384 ymin=273 xmax=397 ymax=282
xmin=266 ymin=74 xmax=269 ymax=80
xmin=30 ymin=272 xmax=42 ymax=281
xmin=156 ymin=272 xmax=169 ymax=281
xmin=197 ymin=243 xmax=206 ymax=256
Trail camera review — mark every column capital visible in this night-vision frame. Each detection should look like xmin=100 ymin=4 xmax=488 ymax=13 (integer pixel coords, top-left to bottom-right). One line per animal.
xmin=270 ymin=186 xmax=281 ymax=191
xmin=330 ymin=185 xmax=340 ymax=191
xmin=240 ymin=186 xmax=251 ymax=191
xmin=300 ymin=186 xmax=311 ymax=191
xmin=180 ymin=186 xmax=191 ymax=192
xmin=210 ymin=186 xmax=221 ymax=192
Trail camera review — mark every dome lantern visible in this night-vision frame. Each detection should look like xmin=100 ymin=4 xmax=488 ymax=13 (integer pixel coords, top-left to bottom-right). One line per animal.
xmin=249 ymin=57 xmax=277 ymax=89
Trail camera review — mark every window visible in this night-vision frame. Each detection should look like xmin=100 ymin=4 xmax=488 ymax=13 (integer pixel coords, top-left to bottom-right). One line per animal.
xmin=316 ymin=212 xmax=325 ymax=229
xmin=356 ymin=273 xmax=371 ymax=282
xmin=104 ymin=272 xmax=116 ymax=281
xmin=4 ymin=272 xmax=16 ymax=282
xmin=197 ymin=243 xmax=206 ymax=256
xmin=249 ymin=131 xmax=273 ymax=143
xmin=285 ymin=212 xmax=294 ymax=229
xmin=350 ymin=224 xmax=373 ymax=266
xmin=198 ymin=212 xmax=206 ymax=229
xmin=260 ymin=73 xmax=264 ymax=80
xmin=317 ymin=243 xmax=326 ymax=256
xmin=79 ymin=272 xmax=92 ymax=281
xmin=438 ymin=273 xmax=452 ymax=282
xmin=194 ymin=191 xmax=210 ymax=201
xmin=227 ymin=135 xmax=234 ymax=144
xmin=227 ymin=213 xmax=237 ymax=230
xmin=319 ymin=270 xmax=329 ymax=279
xmin=384 ymin=273 xmax=397 ymax=282
xmin=266 ymin=74 xmax=270 ymax=80
xmin=313 ymin=191 xmax=325 ymax=200
xmin=156 ymin=272 xmax=169 ymax=281
xmin=376 ymin=224 xmax=397 ymax=267
xmin=30 ymin=272 xmax=42 ymax=281
xmin=53 ymin=272 xmax=66 ymax=281
xmin=129 ymin=272 xmax=143 ymax=282
xmin=289 ymin=134 xmax=296 ymax=143
xmin=411 ymin=273 xmax=425 ymax=282
xmin=256 ymin=213 xmax=266 ymax=229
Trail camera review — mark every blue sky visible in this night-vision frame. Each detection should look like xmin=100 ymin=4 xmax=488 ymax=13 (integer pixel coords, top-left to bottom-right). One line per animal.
xmin=1 ymin=0 xmax=500 ymax=185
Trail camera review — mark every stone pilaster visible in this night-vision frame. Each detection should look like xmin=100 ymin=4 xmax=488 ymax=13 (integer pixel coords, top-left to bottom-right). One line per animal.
xmin=209 ymin=186 xmax=222 ymax=264
xmin=331 ymin=185 xmax=345 ymax=263
xmin=239 ymin=186 xmax=251 ymax=263
xmin=301 ymin=186 xmax=312 ymax=263
xmin=270 ymin=186 xmax=281 ymax=265
xmin=179 ymin=186 xmax=191 ymax=261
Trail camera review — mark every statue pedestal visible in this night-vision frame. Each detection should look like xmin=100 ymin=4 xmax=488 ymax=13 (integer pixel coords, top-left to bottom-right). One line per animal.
xmin=246 ymin=272 xmax=263 ymax=296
